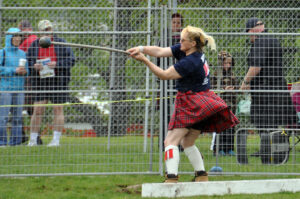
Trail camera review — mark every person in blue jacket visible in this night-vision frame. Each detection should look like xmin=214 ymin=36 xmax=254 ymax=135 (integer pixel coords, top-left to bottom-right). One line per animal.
xmin=0 ymin=27 xmax=29 ymax=146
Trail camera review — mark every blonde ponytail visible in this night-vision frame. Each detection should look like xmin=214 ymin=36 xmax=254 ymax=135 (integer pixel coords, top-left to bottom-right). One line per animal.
xmin=205 ymin=35 xmax=216 ymax=51
xmin=182 ymin=25 xmax=217 ymax=52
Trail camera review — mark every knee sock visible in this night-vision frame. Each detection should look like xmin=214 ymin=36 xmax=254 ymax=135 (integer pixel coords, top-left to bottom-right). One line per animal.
xmin=164 ymin=145 xmax=179 ymax=175
xmin=184 ymin=145 xmax=205 ymax=171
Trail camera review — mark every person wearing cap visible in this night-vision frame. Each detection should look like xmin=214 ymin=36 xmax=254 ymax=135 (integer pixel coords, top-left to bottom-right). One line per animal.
xmin=27 ymin=20 xmax=75 ymax=147
xmin=0 ymin=28 xmax=29 ymax=146
xmin=240 ymin=17 xmax=297 ymax=162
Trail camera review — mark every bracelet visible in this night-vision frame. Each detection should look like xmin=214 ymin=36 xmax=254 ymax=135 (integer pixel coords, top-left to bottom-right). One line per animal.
xmin=138 ymin=46 xmax=144 ymax=53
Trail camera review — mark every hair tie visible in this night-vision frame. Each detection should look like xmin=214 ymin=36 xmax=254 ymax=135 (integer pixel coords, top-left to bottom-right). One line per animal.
xmin=204 ymin=39 xmax=208 ymax=46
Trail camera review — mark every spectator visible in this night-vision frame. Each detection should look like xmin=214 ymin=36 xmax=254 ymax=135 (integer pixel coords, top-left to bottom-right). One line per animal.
xmin=170 ymin=13 xmax=183 ymax=44
xmin=18 ymin=20 xmax=41 ymax=144
xmin=18 ymin=20 xmax=37 ymax=53
xmin=27 ymin=20 xmax=75 ymax=147
xmin=211 ymin=51 xmax=237 ymax=156
xmin=240 ymin=17 xmax=297 ymax=160
xmin=0 ymin=28 xmax=29 ymax=146
xmin=127 ymin=25 xmax=239 ymax=183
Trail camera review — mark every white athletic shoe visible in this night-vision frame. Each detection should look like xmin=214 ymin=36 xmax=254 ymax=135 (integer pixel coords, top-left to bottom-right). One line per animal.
xmin=27 ymin=140 xmax=38 ymax=146
xmin=47 ymin=139 xmax=60 ymax=147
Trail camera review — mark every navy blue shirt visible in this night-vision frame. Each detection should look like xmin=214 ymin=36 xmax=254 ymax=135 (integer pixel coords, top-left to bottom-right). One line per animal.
xmin=171 ymin=44 xmax=210 ymax=92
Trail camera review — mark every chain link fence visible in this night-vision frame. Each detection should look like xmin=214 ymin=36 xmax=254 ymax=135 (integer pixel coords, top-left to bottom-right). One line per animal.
xmin=0 ymin=0 xmax=299 ymax=177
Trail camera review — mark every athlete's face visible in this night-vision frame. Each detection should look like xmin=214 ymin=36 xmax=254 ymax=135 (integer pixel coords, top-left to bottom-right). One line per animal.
xmin=180 ymin=32 xmax=195 ymax=54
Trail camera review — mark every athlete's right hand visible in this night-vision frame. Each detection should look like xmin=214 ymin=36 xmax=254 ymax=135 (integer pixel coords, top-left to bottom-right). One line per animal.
xmin=127 ymin=47 xmax=140 ymax=56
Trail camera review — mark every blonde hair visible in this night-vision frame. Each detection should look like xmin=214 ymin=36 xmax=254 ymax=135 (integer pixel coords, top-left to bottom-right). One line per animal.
xmin=182 ymin=25 xmax=216 ymax=52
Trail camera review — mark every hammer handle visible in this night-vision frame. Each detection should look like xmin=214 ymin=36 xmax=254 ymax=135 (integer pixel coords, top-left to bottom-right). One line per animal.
xmin=51 ymin=41 xmax=130 ymax=55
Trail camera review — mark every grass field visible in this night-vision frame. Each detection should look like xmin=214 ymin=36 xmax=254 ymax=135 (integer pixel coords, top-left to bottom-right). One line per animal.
xmin=1 ymin=134 xmax=299 ymax=175
xmin=1 ymin=175 xmax=300 ymax=198
xmin=0 ymin=134 xmax=300 ymax=198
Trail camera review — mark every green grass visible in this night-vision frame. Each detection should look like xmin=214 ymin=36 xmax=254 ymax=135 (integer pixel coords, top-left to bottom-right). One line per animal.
xmin=0 ymin=135 xmax=300 ymax=198
xmin=0 ymin=134 xmax=299 ymax=175
xmin=0 ymin=175 xmax=300 ymax=199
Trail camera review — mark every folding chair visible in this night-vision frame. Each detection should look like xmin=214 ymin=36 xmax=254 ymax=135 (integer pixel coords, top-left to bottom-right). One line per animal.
xmin=236 ymin=128 xmax=298 ymax=165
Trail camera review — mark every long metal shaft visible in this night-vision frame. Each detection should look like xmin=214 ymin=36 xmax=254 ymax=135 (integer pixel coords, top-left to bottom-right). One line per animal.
xmin=51 ymin=41 xmax=130 ymax=54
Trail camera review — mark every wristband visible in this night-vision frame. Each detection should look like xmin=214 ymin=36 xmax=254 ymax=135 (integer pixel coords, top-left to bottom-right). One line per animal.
xmin=138 ymin=46 xmax=144 ymax=53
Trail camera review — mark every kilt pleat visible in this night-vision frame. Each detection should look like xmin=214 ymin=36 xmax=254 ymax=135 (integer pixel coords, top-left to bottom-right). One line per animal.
xmin=168 ymin=90 xmax=239 ymax=133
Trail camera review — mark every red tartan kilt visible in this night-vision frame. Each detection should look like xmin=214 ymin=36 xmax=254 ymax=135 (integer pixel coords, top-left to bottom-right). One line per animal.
xmin=168 ymin=90 xmax=239 ymax=133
